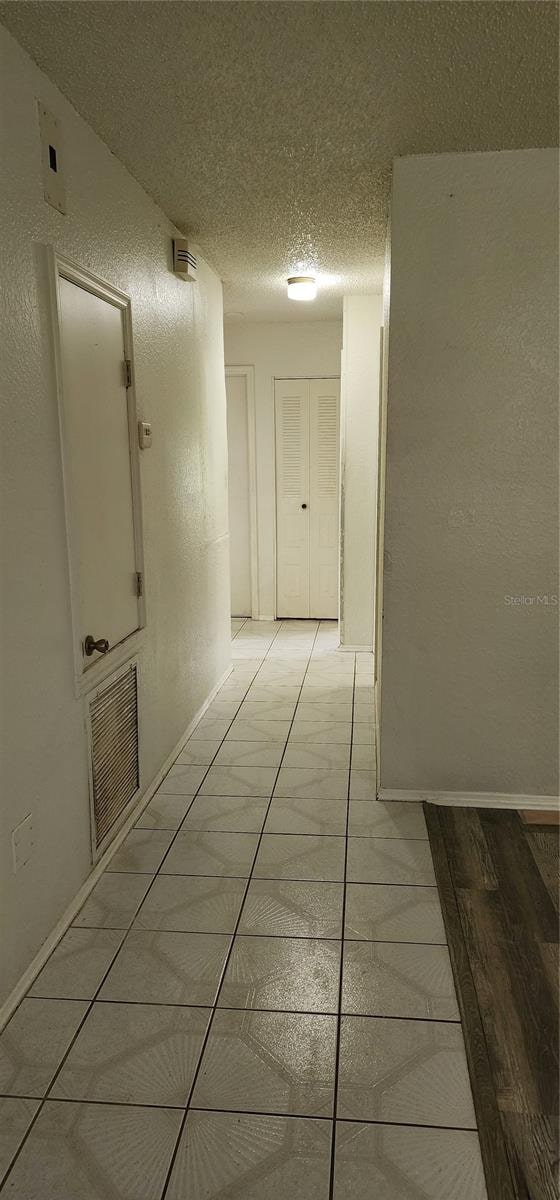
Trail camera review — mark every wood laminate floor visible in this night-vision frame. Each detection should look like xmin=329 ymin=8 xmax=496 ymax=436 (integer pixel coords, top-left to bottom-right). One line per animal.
xmin=425 ymin=804 xmax=559 ymax=1200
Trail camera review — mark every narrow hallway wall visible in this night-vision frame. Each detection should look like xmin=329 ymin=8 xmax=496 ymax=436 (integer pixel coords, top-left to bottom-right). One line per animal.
xmin=340 ymin=294 xmax=383 ymax=649
xmin=379 ymin=148 xmax=559 ymax=799
xmin=0 ymin=26 xmax=231 ymax=1005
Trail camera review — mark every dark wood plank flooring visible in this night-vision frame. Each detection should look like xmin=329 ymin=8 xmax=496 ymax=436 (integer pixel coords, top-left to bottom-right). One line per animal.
xmin=425 ymin=804 xmax=559 ymax=1200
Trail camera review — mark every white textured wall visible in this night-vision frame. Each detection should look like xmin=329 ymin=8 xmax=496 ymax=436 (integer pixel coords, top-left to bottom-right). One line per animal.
xmin=340 ymin=295 xmax=383 ymax=649
xmin=380 ymin=149 xmax=559 ymax=798
xmin=0 ymin=27 xmax=230 ymax=1003
xmin=224 ymin=321 xmax=343 ymax=618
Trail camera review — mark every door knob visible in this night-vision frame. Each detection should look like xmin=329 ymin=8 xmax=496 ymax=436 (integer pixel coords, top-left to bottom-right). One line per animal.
xmin=301 ymin=503 xmax=308 ymax=509
xmin=84 ymin=634 xmax=110 ymax=657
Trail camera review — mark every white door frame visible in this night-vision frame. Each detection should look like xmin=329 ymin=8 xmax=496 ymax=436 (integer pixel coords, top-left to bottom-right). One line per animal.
xmin=225 ymin=365 xmax=259 ymax=619
xmin=273 ymin=376 xmax=341 ymax=622
xmin=47 ymin=248 xmax=147 ymax=697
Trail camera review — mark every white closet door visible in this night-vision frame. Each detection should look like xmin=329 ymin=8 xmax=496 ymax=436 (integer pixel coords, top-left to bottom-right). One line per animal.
xmin=309 ymin=379 xmax=340 ymax=619
xmin=275 ymin=379 xmax=310 ymax=617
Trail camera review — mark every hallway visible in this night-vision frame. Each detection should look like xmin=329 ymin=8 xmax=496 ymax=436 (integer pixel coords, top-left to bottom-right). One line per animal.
xmin=0 ymin=621 xmax=486 ymax=1198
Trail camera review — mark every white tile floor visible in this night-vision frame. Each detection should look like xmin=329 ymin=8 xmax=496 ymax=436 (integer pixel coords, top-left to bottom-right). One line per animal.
xmin=0 ymin=619 xmax=488 ymax=1198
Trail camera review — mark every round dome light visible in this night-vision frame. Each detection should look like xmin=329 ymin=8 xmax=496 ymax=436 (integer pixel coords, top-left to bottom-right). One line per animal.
xmin=287 ymin=275 xmax=317 ymax=301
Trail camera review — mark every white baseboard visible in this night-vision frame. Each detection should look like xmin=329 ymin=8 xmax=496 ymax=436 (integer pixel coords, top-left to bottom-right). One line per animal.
xmin=378 ymin=788 xmax=559 ymax=811
xmin=338 ymin=644 xmax=374 ymax=653
xmin=0 ymin=663 xmax=233 ymax=1033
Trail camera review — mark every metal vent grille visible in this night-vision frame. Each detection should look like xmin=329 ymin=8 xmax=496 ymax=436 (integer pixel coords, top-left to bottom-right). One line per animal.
xmin=89 ymin=663 xmax=139 ymax=848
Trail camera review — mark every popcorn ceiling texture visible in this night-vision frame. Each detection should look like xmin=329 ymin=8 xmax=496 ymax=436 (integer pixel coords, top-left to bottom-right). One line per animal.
xmin=0 ymin=1 xmax=557 ymax=321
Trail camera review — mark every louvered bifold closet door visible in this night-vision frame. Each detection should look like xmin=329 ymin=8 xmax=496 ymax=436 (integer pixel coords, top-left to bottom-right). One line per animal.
xmin=309 ymin=379 xmax=340 ymax=619
xmin=89 ymin=662 xmax=139 ymax=849
xmin=275 ymin=380 xmax=310 ymax=617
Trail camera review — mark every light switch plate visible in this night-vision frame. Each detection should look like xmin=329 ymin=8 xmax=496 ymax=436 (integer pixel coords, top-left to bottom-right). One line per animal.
xmin=138 ymin=420 xmax=152 ymax=449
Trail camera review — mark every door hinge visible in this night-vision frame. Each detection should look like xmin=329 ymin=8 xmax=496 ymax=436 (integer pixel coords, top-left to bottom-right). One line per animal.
xmin=124 ymin=359 xmax=132 ymax=388
xmin=135 ymin=571 xmax=144 ymax=598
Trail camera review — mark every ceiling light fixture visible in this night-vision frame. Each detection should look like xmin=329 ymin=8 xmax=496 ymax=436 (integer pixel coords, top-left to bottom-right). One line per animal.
xmin=287 ymin=275 xmax=317 ymax=301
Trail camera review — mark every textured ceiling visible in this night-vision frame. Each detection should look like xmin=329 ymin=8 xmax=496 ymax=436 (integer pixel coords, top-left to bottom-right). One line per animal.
xmin=1 ymin=1 xmax=557 ymax=321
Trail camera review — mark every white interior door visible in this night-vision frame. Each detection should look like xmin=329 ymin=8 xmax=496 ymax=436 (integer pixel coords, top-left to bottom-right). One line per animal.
xmin=226 ymin=373 xmax=252 ymax=616
xmin=275 ymin=379 xmax=310 ymax=618
xmin=58 ymin=274 xmax=141 ymax=669
xmin=309 ymin=378 xmax=340 ymax=619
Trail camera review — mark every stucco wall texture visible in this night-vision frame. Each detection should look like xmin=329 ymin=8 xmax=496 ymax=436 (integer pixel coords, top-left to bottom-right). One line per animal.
xmin=0 ymin=27 xmax=230 ymax=1004
xmin=380 ymin=149 xmax=559 ymax=799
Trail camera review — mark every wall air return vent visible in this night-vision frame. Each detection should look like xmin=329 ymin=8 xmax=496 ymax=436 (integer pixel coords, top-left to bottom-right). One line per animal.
xmin=88 ymin=661 xmax=139 ymax=853
xmin=173 ymin=239 xmax=198 ymax=281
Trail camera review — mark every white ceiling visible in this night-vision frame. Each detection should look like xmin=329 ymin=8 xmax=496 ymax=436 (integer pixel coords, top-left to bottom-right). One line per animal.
xmin=1 ymin=1 xmax=557 ymax=321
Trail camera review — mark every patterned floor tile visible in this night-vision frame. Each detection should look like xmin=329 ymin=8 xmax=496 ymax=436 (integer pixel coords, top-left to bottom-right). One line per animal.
xmin=200 ymin=765 xmax=277 ymax=797
xmin=226 ymin=719 xmax=292 ymax=742
xmin=348 ymin=770 xmax=377 ymax=800
xmin=341 ymin=941 xmax=459 ymax=1020
xmin=351 ymin=723 xmax=375 ymax=745
xmin=175 ymin=740 xmax=222 ymax=765
xmin=264 ymin=797 xmax=347 ymax=836
xmin=190 ymin=718 xmax=232 ymax=741
xmin=237 ymin=702 xmax=297 ymax=722
xmin=133 ymin=874 xmax=247 ymax=934
xmin=72 ymin=873 xmax=153 ymax=929
xmin=253 ymin=834 xmax=345 ymax=882
xmin=348 ymin=801 xmax=428 ymax=840
xmin=134 ymin=793 xmax=194 ymax=830
xmin=160 ymin=831 xmax=259 ymax=877
xmin=347 ymin=838 xmax=436 ymax=886
xmin=51 ymin=1002 xmax=210 ymax=1106
xmin=274 ymin=768 xmax=349 ymax=801
xmin=107 ymin=829 xmax=174 ymax=874
xmin=156 ymin=764 xmax=208 ymax=795
xmin=282 ymin=744 xmax=351 ymax=769
xmin=29 ymin=928 xmax=124 ymax=1000
xmin=167 ymin=1110 xmax=332 ymax=1200
xmin=0 ymin=999 xmax=88 ymax=1097
xmin=289 ymin=721 xmax=352 ymax=744
xmin=1 ymin=1100 xmax=182 ymax=1200
xmin=344 ymin=884 xmax=446 ymax=943
xmin=181 ymin=795 xmax=269 ymax=833
xmin=238 ymin=880 xmax=343 ymax=939
xmin=99 ymin=929 xmax=230 ymax=1005
xmin=213 ymin=742 xmax=286 ymax=767
xmin=350 ymin=744 xmax=376 ymax=771
xmin=333 ymin=1121 xmax=488 ymax=1199
xmin=337 ymin=1015 xmax=476 ymax=1127
xmin=0 ymin=1097 xmax=40 ymax=1180
xmin=191 ymin=1009 xmax=337 ymax=1117
xmin=217 ymin=935 xmax=341 ymax=1012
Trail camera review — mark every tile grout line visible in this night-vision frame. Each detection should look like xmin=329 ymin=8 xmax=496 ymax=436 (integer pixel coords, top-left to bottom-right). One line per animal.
xmin=158 ymin=619 xmax=323 ymax=1199
xmin=76 ymin=868 xmax=439 ymax=888
xmin=0 ymin=1093 xmax=480 ymax=1134
xmin=11 ymin=999 xmax=461 ymax=1023
xmin=327 ymin=643 xmax=357 ymax=1200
